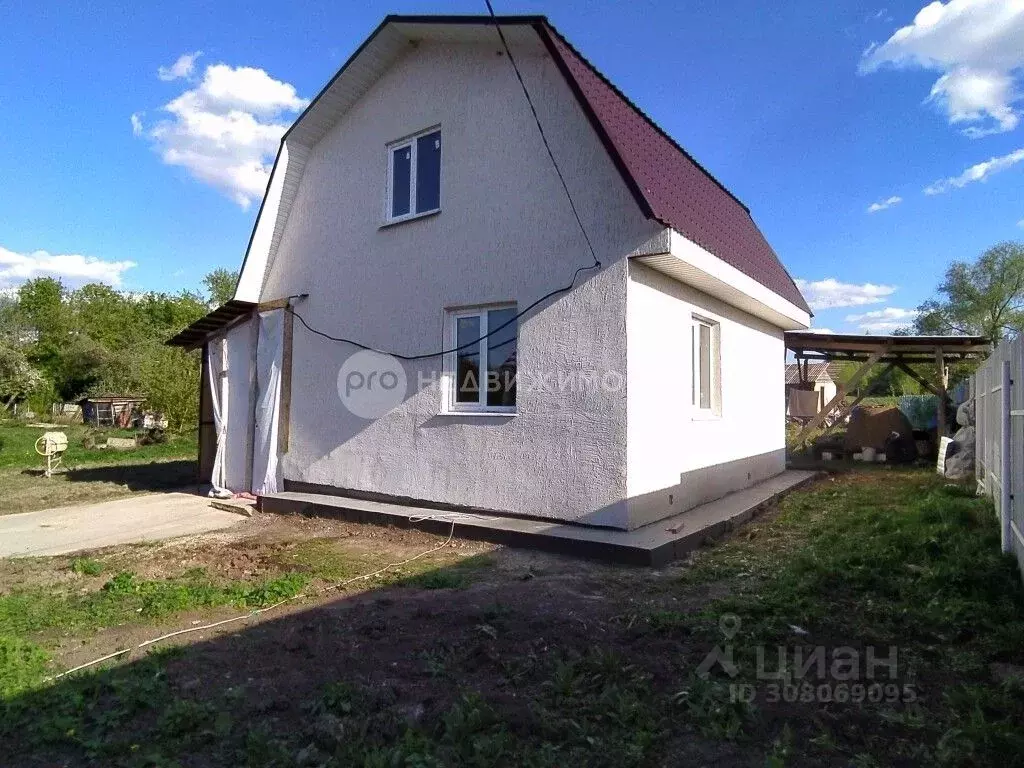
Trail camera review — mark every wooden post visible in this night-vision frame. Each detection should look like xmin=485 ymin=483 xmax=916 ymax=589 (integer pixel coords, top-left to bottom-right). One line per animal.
xmin=936 ymin=348 xmax=948 ymax=437
xmin=892 ymin=359 xmax=945 ymax=399
xmin=790 ymin=348 xmax=888 ymax=448
xmin=278 ymin=305 xmax=294 ymax=454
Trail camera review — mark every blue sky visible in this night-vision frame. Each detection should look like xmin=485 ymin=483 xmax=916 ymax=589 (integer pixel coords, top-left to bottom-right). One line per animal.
xmin=1 ymin=0 xmax=1022 ymax=333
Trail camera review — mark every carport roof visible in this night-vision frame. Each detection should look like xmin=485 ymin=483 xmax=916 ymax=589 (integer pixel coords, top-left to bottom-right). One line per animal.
xmin=785 ymin=331 xmax=990 ymax=362
xmin=166 ymin=300 xmax=256 ymax=350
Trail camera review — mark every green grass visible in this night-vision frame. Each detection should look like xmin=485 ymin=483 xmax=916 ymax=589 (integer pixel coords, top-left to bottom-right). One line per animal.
xmin=684 ymin=471 xmax=1024 ymax=765
xmin=0 ymin=568 xmax=310 ymax=702
xmin=0 ymin=422 xmax=196 ymax=470
xmin=0 ymin=422 xmax=199 ymax=514
xmin=70 ymin=557 xmax=104 ymax=576
xmin=0 ymin=569 xmax=309 ymax=642
xmin=1 ymin=470 xmax=1022 ymax=766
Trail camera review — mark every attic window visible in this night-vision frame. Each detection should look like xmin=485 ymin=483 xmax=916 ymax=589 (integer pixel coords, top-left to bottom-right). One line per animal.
xmin=386 ymin=128 xmax=441 ymax=223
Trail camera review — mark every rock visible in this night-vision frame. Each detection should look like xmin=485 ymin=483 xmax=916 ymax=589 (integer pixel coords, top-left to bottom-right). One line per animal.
xmin=105 ymin=436 xmax=138 ymax=450
xmin=957 ymin=399 xmax=975 ymax=427
xmin=944 ymin=450 xmax=974 ymax=480
xmin=952 ymin=425 xmax=975 ymax=448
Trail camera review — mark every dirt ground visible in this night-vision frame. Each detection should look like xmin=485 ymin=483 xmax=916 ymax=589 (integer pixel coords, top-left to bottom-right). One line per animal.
xmin=7 ymin=511 xmax=678 ymax=675
xmin=4 ymin=471 xmax=1024 ymax=767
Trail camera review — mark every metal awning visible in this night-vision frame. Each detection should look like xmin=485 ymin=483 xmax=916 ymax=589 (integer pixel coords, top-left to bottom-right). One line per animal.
xmin=166 ymin=300 xmax=256 ymax=350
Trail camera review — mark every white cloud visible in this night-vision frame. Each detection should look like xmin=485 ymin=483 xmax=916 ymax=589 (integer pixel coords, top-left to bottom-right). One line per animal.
xmin=0 ymin=245 xmax=136 ymax=290
xmin=1017 ymin=218 xmax=1024 ymax=227
xmin=845 ymin=307 xmax=919 ymax=332
xmin=867 ymin=195 xmax=903 ymax=212
xmin=803 ymin=327 xmax=836 ymax=334
xmin=793 ymin=278 xmax=898 ymax=310
xmin=860 ymin=0 xmax=1024 ymax=137
xmin=136 ymin=62 xmax=308 ymax=208
xmin=158 ymin=51 xmax=202 ymax=81
xmin=130 ymin=112 xmax=143 ymax=136
xmin=923 ymin=147 xmax=1024 ymax=193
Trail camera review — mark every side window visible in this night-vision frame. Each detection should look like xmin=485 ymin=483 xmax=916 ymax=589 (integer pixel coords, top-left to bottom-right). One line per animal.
xmin=692 ymin=315 xmax=721 ymax=415
xmin=386 ymin=128 xmax=441 ymax=223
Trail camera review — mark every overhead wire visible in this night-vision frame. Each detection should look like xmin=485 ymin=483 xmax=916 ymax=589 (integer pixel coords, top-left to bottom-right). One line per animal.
xmin=49 ymin=2 xmax=607 ymax=685
xmin=292 ymin=0 xmax=601 ymax=360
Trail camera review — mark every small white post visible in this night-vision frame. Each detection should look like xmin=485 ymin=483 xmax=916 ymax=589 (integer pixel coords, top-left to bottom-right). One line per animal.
xmin=1001 ymin=360 xmax=1012 ymax=554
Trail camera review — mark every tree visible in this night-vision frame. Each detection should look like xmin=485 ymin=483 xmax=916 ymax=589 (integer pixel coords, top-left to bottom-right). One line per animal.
xmin=17 ymin=277 xmax=66 ymax=338
xmin=914 ymin=241 xmax=1024 ymax=341
xmin=0 ymin=340 xmax=43 ymax=409
xmin=203 ymin=269 xmax=238 ymax=307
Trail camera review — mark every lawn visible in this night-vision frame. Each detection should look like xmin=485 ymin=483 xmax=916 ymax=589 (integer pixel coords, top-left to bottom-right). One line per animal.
xmin=1 ymin=469 xmax=1023 ymax=766
xmin=0 ymin=421 xmax=198 ymax=515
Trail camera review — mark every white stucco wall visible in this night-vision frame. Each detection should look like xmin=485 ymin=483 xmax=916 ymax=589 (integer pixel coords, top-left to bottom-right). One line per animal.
xmin=260 ymin=39 xmax=662 ymax=528
xmin=818 ymin=380 xmax=837 ymax=409
xmin=625 ymin=260 xmax=786 ymax=528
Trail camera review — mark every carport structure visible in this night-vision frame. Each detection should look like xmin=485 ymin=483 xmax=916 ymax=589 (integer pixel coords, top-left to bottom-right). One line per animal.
xmin=785 ymin=331 xmax=990 ymax=449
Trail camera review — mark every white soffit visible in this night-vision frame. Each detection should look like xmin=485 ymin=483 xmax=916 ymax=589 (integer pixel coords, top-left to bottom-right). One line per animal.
xmin=633 ymin=230 xmax=811 ymax=331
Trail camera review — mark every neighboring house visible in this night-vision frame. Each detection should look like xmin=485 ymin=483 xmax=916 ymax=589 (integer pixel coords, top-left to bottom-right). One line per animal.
xmin=79 ymin=395 xmax=146 ymax=428
xmin=785 ymin=362 xmax=839 ymax=415
xmin=169 ymin=15 xmax=811 ymax=531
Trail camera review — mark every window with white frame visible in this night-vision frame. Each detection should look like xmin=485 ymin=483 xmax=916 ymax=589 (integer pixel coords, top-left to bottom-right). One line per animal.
xmin=445 ymin=305 xmax=517 ymax=413
xmin=386 ymin=128 xmax=441 ymax=223
xmin=692 ymin=315 xmax=721 ymax=415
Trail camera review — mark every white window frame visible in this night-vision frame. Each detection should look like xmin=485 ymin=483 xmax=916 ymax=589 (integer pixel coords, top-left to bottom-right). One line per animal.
xmin=384 ymin=126 xmax=441 ymax=225
xmin=691 ymin=314 xmax=721 ymax=418
xmin=442 ymin=304 xmax=517 ymax=415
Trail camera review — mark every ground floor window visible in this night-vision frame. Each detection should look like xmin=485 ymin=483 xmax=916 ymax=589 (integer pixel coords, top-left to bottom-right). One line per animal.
xmin=692 ymin=314 xmax=721 ymax=416
xmin=445 ymin=304 xmax=517 ymax=413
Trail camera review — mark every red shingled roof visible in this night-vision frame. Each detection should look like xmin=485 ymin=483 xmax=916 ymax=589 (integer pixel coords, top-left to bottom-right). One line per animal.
xmin=537 ymin=23 xmax=810 ymax=314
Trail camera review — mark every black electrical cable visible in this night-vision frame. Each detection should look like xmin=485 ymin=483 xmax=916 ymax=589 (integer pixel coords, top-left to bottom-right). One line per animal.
xmin=483 ymin=0 xmax=600 ymax=270
xmin=293 ymin=2 xmax=602 ymax=361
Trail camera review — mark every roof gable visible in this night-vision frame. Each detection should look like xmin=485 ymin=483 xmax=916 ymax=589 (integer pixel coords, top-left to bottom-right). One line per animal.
xmin=234 ymin=15 xmax=809 ymax=316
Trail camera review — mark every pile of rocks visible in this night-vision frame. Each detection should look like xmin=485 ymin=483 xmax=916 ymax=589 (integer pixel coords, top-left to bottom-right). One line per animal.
xmin=944 ymin=400 xmax=976 ymax=480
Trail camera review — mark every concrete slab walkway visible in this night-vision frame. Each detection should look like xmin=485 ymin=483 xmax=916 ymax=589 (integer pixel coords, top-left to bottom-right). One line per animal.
xmin=262 ymin=470 xmax=820 ymax=566
xmin=0 ymin=493 xmax=247 ymax=557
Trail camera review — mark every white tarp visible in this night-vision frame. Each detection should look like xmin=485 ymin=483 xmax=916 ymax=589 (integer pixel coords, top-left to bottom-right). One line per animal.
xmin=251 ymin=310 xmax=284 ymax=495
xmin=224 ymin=319 xmax=255 ymax=491
xmin=206 ymin=341 xmax=230 ymax=498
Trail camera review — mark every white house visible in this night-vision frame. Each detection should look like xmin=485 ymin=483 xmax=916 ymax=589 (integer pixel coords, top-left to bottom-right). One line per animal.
xmin=169 ymin=15 xmax=811 ymax=532
xmin=785 ymin=362 xmax=839 ymax=417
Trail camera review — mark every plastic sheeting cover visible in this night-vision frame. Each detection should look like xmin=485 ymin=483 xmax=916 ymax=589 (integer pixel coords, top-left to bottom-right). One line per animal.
xmin=206 ymin=342 xmax=230 ymax=497
xmin=252 ymin=310 xmax=284 ymax=495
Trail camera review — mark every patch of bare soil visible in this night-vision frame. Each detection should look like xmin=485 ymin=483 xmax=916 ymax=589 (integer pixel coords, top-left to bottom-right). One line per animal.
xmin=64 ymin=546 xmax=749 ymax=764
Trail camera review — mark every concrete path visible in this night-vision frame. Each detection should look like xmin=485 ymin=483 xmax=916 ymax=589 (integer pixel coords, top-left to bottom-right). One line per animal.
xmin=0 ymin=493 xmax=247 ymax=557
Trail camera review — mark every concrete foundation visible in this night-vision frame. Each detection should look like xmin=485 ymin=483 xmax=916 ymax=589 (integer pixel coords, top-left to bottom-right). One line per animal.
xmin=260 ymin=470 xmax=818 ymax=566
